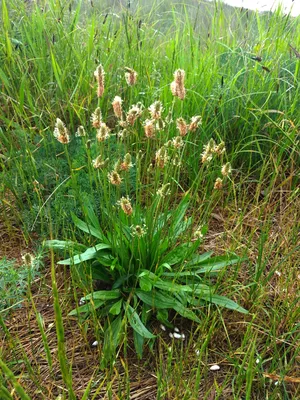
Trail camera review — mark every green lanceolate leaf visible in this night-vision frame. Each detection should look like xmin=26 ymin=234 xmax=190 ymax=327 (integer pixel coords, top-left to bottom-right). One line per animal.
xmin=173 ymin=303 xmax=201 ymax=323
xmin=45 ymin=240 xmax=86 ymax=252
xmin=200 ymin=294 xmax=248 ymax=314
xmin=57 ymin=243 xmax=111 ymax=265
xmin=125 ymin=305 xmax=156 ymax=339
xmin=186 ymin=252 xmax=213 ymax=267
xmin=109 ymin=299 xmax=123 ymax=315
xmin=101 ymin=315 xmax=123 ymax=369
xmin=83 ymin=289 xmax=121 ymax=301
xmin=71 ymin=212 xmax=106 ymax=241
xmin=136 ymin=290 xmax=177 ymax=309
xmin=139 ymin=275 xmax=153 ymax=291
xmin=68 ymin=299 xmax=104 ymax=316
xmin=133 ymin=329 xmax=144 ymax=359
xmin=160 ymin=243 xmax=192 ymax=266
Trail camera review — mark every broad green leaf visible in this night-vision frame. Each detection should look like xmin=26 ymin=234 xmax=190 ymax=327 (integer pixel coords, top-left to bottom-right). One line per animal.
xmin=139 ymin=276 xmax=153 ymax=291
xmin=58 ymin=243 xmax=111 ymax=265
xmin=156 ymin=309 xmax=173 ymax=328
xmin=109 ymin=299 xmax=123 ymax=315
xmin=83 ymin=289 xmax=120 ymax=301
xmin=68 ymin=299 xmax=104 ymax=316
xmin=136 ymin=290 xmax=177 ymax=309
xmin=200 ymin=294 xmax=248 ymax=314
xmin=125 ymin=305 xmax=156 ymax=339
xmin=153 ymin=279 xmax=210 ymax=294
xmin=160 ymin=243 xmax=191 ymax=266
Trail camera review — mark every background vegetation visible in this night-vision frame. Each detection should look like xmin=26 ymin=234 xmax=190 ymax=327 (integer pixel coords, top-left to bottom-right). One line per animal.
xmin=0 ymin=0 xmax=299 ymax=399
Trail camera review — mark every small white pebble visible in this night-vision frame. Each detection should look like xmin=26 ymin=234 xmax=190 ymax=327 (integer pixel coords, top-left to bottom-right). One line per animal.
xmin=169 ymin=333 xmax=174 ymax=338
xmin=256 ymin=358 xmax=260 ymax=364
xmin=174 ymin=327 xmax=180 ymax=333
xmin=195 ymin=349 xmax=200 ymax=356
xmin=92 ymin=340 xmax=98 ymax=347
xmin=160 ymin=324 xmax=166 ymax=331
xmin=274 ymin=381 xmax=279 ymax=386
xmin=79 ymin=298 xmax=85 ymax=305
xmin=210 ymin=364 xmax=220 ymax=371
xmin=181 ymin=333 xmax=185 ymax=340
xmin=275 ymin=271 xmax=281 ymax=277
xmin=173 ymin=333 xmax=182 ymax=339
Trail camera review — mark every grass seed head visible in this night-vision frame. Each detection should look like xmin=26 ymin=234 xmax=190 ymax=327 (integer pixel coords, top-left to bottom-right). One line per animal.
xmin=144 ymin=119 xmax=156 ymax=138
xmin=155 ymin=146 xmax=169 ymax=168
xmin=126 ymin=104 xmax=143 ymax=126
xmin=149 ymin=101 xmax=164 ymax=120
xmin=92 ymin=155 xmax=109 ymax=169
xmin=120 ymin=153 xmax=133 ymax=171
xmin=157 ymin=183 xmax=171 ymax=197
xmin=131 ymin=224 xmax=147 ymax=238
xmin=171 ymin=69 xmax=186 ymax=100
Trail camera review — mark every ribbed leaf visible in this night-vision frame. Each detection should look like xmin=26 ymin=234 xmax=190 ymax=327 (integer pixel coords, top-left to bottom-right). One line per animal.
xmin=125 ymin=305 xmax=156 ymax=339
xmin=68 ymin=299 xmax=104 ymax=316
xmin=136 ymin=290 xmax=177 ymax=309
xmin=201 ymin=294 xmax=248 ymax=314
xmin=57 ymin=243 xmax=111 ymax=265
xmin=83 ymin=289 xmax=120 ymax=301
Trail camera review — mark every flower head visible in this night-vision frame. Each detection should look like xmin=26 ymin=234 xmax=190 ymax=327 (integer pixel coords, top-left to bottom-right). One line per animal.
xmin=214 ymin=141 xmax=226 ymax=155
xmin=149 ymin=101 xmax=164 ymax=120
xmin=143 ymin=119 xmax=156 ymax=138
xmin=157 ymin=183 xmax=171 ymax=197
xmin=54 ymin=118 xmax=70 ymax=144
xmin=22 ymin=253 xmax=35 ymax=266
xmin=125 ymin=68 xmax=138 ymax=86
xmin=96 ymin=122 xmax=110 ymax=142
xmin=201 ymin=139 xmax=216 ymax=163
xmin=214 ymin=177 xmax=223 ymax=190
xmin=172 ymin=136 xmax=184 ymax=149
xmin=108 ymin=170 xmax=122 ymax=185
xmin=176 ymin=117 xmax=188 ymax=136
xmin=131 ymin=224 xmax=147 ymax=238
xmin=91 ymin=107 xmax=102 ymax=128
xmin=126 ymin=104 xmax=143 ymax=126
xmin=120 ymin=153 xmax=133 ymax=171
xmin=117 ymin=196 xmax=133 ymax=216
xmin=170 ymin=69 xmax=186 ymax=100
xmin=75 ymin=126 xmax=86 ymax=137
xmin=221 ymin=162 xmax=232 ymax=177
xmin=92 ymin=155 xmax=109 ymax=169
xmin=189 ymin=116 xmax=202 ymax=132
xmin=94 ymin=64 xmax=105 ymax=98
xmin=112 ymin=96 xmax=123 ymax=119
xmin=155 ymin=146 xmax=169 ymax=168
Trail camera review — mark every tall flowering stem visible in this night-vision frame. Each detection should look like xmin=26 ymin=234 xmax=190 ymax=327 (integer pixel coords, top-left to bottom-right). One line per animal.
xmin=94 ymin=64 xmax=105 ymax=98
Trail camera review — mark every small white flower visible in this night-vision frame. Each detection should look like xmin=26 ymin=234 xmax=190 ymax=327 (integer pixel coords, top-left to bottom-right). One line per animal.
xmin=79 ymin=298 xmax=85 ymax=305
xmin=274 ymin=381 xmax=279 ymax=386
xmin=195 ymin=349 xmax=200 ymax=356
xmin=256 ymin=358 xmax=260 ymax=364
xmin=174 ymin=327 xmax=180 ymax=333
xmin=160 ymin=324 xmax=166 ymax=331
xmin=92 ymin=340 xmax=98 ymax=347
xmin=275 ymin=270 xmax=281 ymax=277
xmin=210 ymin=364 xmax=220 ymax=371
xmin=169 ymin=333 xmax=174 ymax=338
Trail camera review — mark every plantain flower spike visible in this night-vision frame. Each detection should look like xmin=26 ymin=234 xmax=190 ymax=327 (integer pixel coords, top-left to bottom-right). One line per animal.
xmin=96 ymin=122 xmax=110 ymax=142
xmin=91 ymin=107 xmax=102 ymax=128
xmin=112 ymin=96 xmax=123 ymax=119
xmin=54 ymin=118 xmax=70 ymax=144
xmin=125 ymin=67 xmax=138 ymax=86
xmin=94 ymin=64 xmax=105 ymax=98
xmin=118 ymin=196 xmax=133 ymax=216
xmin=108 ymin=170 xmax=122 ymax=186
xmin=170 ymin=69 xmax=186 ymax=100
xmin=176 ymin=117 xmax=188 ymax=136
xmin=214 ymin=177 xmax=223 ymax=190
xmin=221 ymin=162 xmax=232 ymax=177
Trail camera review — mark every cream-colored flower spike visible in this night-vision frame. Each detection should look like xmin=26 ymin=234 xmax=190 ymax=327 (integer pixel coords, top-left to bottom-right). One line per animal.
xmin=94 ymin=64 xmax=105 ymax=97
xmin=54 ymin=118 xmax=70 ymax=144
